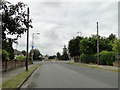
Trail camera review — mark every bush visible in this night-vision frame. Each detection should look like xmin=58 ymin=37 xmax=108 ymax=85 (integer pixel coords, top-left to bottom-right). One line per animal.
xmin=28 ymin=56 xmax=31 ymax=60
xmin=2 ymin=50 xmax=9 ymax=60
xmin=16 ymin=56 xmax=26 ymax=60
xmin=80 ymin=53 xmax=97 ymax=64
xmin=99 ymin=51 xmax=115 ymax=65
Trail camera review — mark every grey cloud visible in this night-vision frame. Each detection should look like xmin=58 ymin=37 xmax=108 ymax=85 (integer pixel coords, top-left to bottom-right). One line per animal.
xmin=8 ymin=1 xmax=118 ymax=55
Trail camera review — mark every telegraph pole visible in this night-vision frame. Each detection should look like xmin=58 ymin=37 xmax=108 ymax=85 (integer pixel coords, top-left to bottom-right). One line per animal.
xmin=97 ymin=22 xmax=99 ymax=65
xmin=26 ymin=7 xmax=29 ymax=71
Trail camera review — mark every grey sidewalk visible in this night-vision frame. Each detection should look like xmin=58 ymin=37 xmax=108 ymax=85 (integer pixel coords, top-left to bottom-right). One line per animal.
xmin=76 ymin=62 xmax=119 ymax=70
xmin=2 ymin=64 xmax=34 ymax=84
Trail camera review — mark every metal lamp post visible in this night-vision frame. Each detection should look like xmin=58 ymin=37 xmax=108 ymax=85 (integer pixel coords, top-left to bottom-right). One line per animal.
xmin=31 ymin=33 xmax=40 ymax=64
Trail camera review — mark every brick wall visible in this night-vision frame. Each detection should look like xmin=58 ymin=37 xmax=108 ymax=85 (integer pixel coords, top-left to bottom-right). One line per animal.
xmin=2 ymin=60 xmax=32 ymax=72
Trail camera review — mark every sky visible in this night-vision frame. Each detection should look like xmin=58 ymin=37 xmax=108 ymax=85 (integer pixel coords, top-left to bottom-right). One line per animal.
xmin=7 ymin=0 xmax=118 ymax=56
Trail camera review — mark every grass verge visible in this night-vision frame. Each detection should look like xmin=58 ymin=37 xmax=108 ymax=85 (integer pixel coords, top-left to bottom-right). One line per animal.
xmin=67 ymin=62 xmax=120 ymax=72
xmin=2 ymin=64 xmax=40 ymax=88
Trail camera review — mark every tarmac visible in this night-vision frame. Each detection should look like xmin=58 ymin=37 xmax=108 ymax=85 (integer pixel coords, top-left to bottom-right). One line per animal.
xmin=1 ymin=64 xmax=34 ymax=84
xmin=1 ymin=61 xmax=119 ymax=85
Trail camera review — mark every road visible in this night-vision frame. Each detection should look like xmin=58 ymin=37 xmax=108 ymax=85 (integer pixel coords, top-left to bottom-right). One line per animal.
xmin=22 ymin=61 xmax=118 ymax=88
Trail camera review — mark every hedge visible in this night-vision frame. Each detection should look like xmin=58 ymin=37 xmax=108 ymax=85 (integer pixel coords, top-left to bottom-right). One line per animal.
xmin=80 ymin=51 xmax=115 ymax=65
xmin=16 ymin=56 xmax=26 ymax=60
xmin=99 ymin=51 xmax=115 ymax=65
xmin=80 ymin=53 xmax=97 ymax=64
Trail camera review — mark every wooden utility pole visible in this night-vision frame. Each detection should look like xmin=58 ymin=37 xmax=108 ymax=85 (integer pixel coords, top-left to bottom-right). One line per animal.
xmin=97 ymin=22 xmax=99 ymax=65
xmin=26 ymin=7 xmax=29 ymax=71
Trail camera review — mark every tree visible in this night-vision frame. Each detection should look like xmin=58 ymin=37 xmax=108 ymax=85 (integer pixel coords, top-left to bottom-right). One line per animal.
xmin=61 ymin=53 xmax=69 ymax=60
xmin=112 ymin=38 xmax=120 ymax=54
xmin=99 ymin=37 xmax=113 ymax=52
xmin=21 ymin=50 xmax=26 ymax=56
xmin=2 ymin=49 xmax=9 ymax=60
xmin=49 ymin=55 xmax=56 ymax=59
xmin=79 ymin=36 xmax=97 ymax=54
xmin=60 ymin=45 xmax=69 ymax=60
xmin=29 ymin=49 xmax=41 ymax=60
xmin=68 ymin=36 xmax=83 ymax=57
xmin=56 ymin=52 xmax=61 ymax=59
xmin=1 ymin=1 xmax=32 ymax=59
xmin=79 ymin=35 xmax=114 ymax=55
xmin=2 ymin=38 xmax=14 ymax=59
xmin=108 ymin=34 xmax=116 ymax=43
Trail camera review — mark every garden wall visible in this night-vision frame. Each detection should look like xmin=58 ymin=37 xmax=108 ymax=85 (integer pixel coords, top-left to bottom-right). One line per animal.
xmin=2 ymin=60 xmax=32 ymax=72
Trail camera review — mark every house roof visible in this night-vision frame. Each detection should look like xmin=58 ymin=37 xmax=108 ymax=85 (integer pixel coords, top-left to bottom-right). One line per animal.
xmin=14 ymin=49 xmax=22 ymax=55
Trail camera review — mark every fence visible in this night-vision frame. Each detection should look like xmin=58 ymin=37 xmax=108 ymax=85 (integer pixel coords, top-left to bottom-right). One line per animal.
xmin=2 ymin=60 xmax=32 ymax=72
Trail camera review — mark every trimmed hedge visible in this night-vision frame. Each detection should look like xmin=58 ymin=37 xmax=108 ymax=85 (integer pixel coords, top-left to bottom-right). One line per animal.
xmin=80 ymin=53 xmax=97 ymax=64
xmin=80 ymin=51 xmax=115 ymax=65
xmin=99 ymin=51 xmax=115 ymax=65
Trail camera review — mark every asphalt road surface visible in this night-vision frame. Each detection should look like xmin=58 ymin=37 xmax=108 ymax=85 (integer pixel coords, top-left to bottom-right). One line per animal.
xmin=22 ymin=61 xmax=118 ymax=88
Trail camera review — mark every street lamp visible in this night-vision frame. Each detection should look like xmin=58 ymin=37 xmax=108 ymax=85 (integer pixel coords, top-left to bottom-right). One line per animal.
xmin=31 ymin=33 xmax=40 ymax=64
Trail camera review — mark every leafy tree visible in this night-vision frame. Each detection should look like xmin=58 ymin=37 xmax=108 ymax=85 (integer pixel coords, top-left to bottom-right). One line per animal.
xmin=29 ymin=49 xmax=41 ymax=60
xmin=21 ymin=50 xmax=26 ymax=56
xmin=2 ymin=49 xmax=9 ymax=60
xmin=56 ymin=52 xmax=61 ymax=59
xmin=49 ymin=55 xmax=56 ymax=59
xmin=79 ymin=35 xmax=113 ymax=55
xmin=60 ymin=45 xmax=69 ymax=60
xmin=108 ymin=34 xmax=116 ymax=43
xmin=61 ymin=53 xmax=69 ymax=60
xmin=2 ymin=1 xmax=32 ymax=40
xmin=99 ymin=37 xmax=113 ymax=52
xmin=68 ymin=36 xmax=83 ymax=57
xmin=1 ymin=1 xmax=32 ymax=60
xmin=79 ymin=36 xmax=97 ymax=54
xmin=112 ymin=38 xmax=120 ymax=54
xmin=2 ymin=38 xmax=14 ymax=59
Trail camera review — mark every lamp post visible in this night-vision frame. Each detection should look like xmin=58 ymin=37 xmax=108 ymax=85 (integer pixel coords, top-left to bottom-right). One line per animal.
xmin=31 ymin=33 xmax=40 ymax=64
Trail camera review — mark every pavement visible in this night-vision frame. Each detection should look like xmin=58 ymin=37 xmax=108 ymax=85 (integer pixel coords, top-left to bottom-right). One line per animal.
xmin=2 ymin=64 xmax=34 ymax=84
xmin=22 ymin=61 xmax=118 ymax=88
xmin=75 ymin=62 xmax=119 ymax=70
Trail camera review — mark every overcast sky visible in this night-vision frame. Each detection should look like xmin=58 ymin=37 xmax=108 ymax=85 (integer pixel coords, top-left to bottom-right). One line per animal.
xmin=8 ymin=0 xmax=118 ymax=56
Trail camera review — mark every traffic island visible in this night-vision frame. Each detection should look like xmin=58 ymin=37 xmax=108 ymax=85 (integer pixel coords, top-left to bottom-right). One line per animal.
xmin=2 ymin=64 xmax=40 ymax=89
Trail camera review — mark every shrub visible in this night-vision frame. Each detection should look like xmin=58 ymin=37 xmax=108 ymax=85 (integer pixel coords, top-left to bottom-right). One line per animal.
xmin=2 ymin=50 xmax=9 ymax=60
xmin=80 ymin=53 xmax=97 ymax=64
xmin=16 ymin=56 xmax=25 ymax=60
xmin=112 ymin=38 xmax=120 ymax=54
xmin=99 ymin=51 xmax=115 ymax=65
xmin=28 ymin=56 xmax=31 ymax=60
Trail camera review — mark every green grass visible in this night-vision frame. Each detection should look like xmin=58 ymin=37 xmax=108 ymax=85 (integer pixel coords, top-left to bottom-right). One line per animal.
xmin=67 ymin=62 xmax=120 ymax=72
xmin=43 ymin=59 xmax=55 ymax=61
xmin=2 ymin=64 xmax=40 ymax=88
